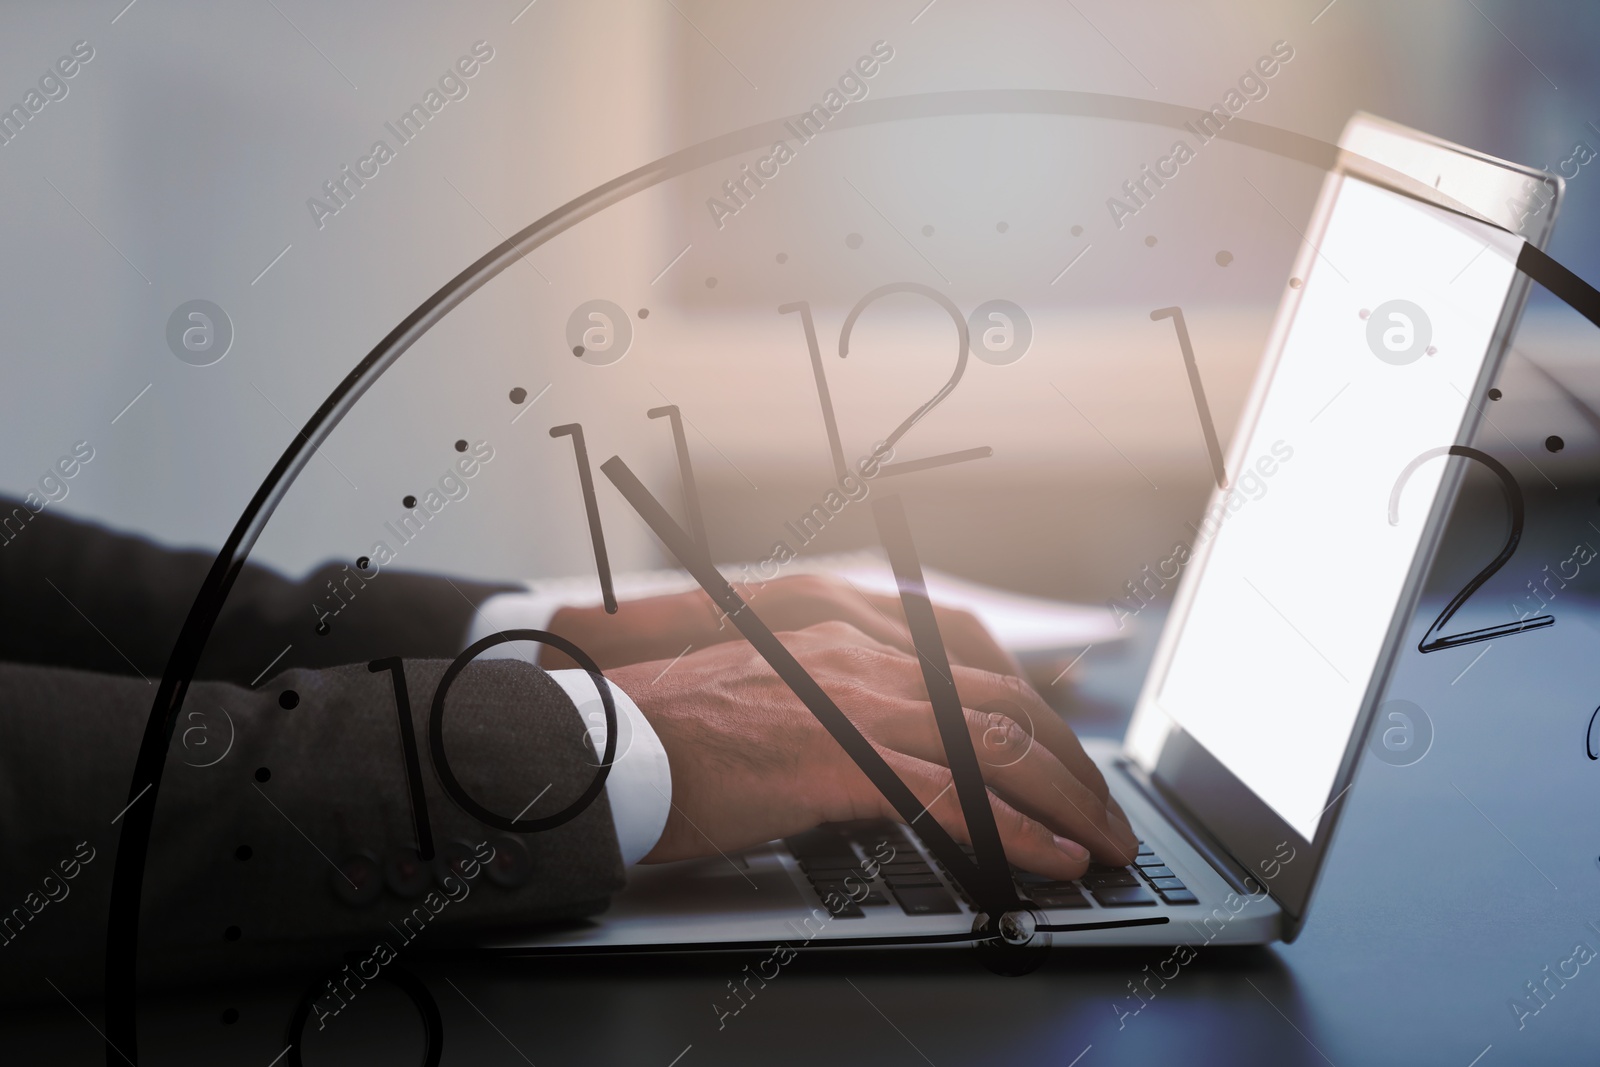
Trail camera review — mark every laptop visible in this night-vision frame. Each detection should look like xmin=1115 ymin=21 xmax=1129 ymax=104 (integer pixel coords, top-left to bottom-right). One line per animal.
xmin=491 ymin=114 xmax=1561 ymax=955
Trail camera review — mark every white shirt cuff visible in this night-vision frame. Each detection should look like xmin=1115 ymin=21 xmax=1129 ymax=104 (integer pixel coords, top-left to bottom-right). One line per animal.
xmin=467 ymin=590 xmax=672 ymax=866
xmin=545 ymin=669 xmax=671 ymax=867
xmin=469 ymin=585 xmax=567 ymax=643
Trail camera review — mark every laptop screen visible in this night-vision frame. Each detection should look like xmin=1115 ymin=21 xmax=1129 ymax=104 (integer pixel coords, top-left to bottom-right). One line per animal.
xmin=1145 ymin=174 xmax=1521 ymax=841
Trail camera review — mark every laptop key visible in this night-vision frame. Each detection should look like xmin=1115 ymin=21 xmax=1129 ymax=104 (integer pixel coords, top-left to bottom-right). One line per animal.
xmin=881 ymin=861 xmax=936 ymax=877
xmin=1015 ymin=879 xmax=1077 ymax=891
xmin=885 ymin=876 xmax=944 ymax=891
xmin=892 ymin=884 xmax=962 ymax=916
xmin=1150 ymin=877 xmax=1187 ymax=892
xmin=1134 ymin=854 xmax=1166 ymax=868
xmin=1087 ymin=885 xmax=1157 ymax=907
xmin=1082 ymin=871 xmax=1139 ymax=889
xmin=820 ymin=895 xmax=865 ymax=918
xmin=1137 ymin=842 xmax=1154 ymax=856
xmin=810 ymin=879 xmax=868 ymax=900
xmin=1158 ymin=889 xmax=1199 ymax=905
xmin=1137 ymin=866 xmax=1174 ymax=881
xmin=1029 ymin=889 xmax=1091 ymax=909
xmin=786 ymin=828 xmax=852 ymax=857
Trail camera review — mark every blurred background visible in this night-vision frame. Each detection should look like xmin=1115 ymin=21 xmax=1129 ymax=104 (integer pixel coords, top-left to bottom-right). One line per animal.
xmin=2 ymin=0 xmax=1598 ymax=626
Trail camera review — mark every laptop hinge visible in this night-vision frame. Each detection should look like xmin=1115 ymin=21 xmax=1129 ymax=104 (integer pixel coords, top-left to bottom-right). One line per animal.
xmin=1113 ymin=757 xmax=1261 ymax=898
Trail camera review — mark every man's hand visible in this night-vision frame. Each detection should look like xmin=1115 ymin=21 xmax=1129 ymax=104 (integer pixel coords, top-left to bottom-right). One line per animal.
xmin=607 ymin=622 xmax=1137 ymax=882
xmin=544 ymin=573 xmax=1020 ymax=677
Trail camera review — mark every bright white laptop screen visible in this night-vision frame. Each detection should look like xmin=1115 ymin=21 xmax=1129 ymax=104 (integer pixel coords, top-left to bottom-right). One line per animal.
xmin=1151 ymin=175 xmax=1520 ymax=840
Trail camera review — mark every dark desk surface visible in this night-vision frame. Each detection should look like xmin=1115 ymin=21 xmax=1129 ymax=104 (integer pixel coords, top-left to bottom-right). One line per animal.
xmin=9 ymin=595 xmax=1600 ymax=1066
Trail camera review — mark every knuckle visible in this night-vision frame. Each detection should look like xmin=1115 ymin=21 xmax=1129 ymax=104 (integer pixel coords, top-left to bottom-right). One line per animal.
xmin=811 ymin=619 xmax=865 ymax=642
xmin=999 ymin=672 xmax=1034 ymax=702
xmin=830 ymin=678 xmax=874 ymax=708
xmin=973 ymin=709 xmax=1027 ymax=756
xmin=833 ymin=639 xmax=880 ymax=664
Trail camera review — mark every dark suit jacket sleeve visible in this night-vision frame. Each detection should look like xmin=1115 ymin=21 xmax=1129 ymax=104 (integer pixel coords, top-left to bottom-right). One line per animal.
xmin=0 ymin=657 xmax=625 ymax=1000
xmin=0 ymin=500 xmax=520 ymax=681
xmin=0 ymin=505 xmax=622 ymax=999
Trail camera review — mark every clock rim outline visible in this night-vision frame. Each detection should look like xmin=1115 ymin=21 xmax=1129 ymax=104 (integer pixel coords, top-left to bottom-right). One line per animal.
xmin=100 ymin=91 xmax=1590 ymax=1062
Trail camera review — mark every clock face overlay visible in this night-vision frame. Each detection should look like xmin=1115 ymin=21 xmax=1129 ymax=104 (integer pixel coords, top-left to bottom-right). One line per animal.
xmin=110 ymin=101 xmax=1595 ymax=1063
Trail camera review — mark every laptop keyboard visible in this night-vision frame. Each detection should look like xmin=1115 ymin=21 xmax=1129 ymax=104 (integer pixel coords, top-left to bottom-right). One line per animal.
xmin=784 ymin=821 xmax=1199 ymax=919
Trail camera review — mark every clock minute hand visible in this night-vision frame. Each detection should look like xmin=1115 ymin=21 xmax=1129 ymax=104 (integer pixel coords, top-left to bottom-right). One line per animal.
xmin=871 ymin=493 xmax=1022 ymax=916
xmin=600 ymin=455 xmax=1021 ymax=920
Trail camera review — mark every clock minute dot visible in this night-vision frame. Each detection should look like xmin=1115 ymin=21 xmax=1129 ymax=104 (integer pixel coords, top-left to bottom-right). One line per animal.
xmin=776 ymin=252 xmax=788 ymax=264
xmin=234 ymin=845 xmax=252 ymax=861
xmin=1487 ymin=388 xmax=1502 ymax=400
xmin=454 ymin=439 xmax=467 ymax=452
xmin=637 ymin=308 xmax=649 ymax=319
xmin=223 ymin=925 xmax=241 ymax=942
xmin=278 ymin=689 xmax=299 ymax=710
xmin=1215 ymin=250 xmax=1233 ymax=266
xmin=921 ymin=224 xmax=934 ymax=237
xmin=1546 ymin=435 xmax=1565 ymax=453
xmin=509 ymin=387 xmax=527 ymax=404
xmin=565 ymin=299 xmax=632 ymax=365
xmin=845 ymin=233 xmax=863 ymax=249
xmin=402 ymin=495 xmax=417 ymax=509
xmin=254 ymin=767 xmax=271 ymax=783
xmin=221 ymin=1008 xmax=239 ymax=1025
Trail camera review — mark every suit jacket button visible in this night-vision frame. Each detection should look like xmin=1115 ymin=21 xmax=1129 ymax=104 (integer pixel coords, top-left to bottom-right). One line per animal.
xmin=331 ymin=853 xmax=383 ymax=906
xmin=432 ymin=840 xmax=479 ymax=887
xmin=485 ymin=835 xmax=532 ymax=888
xmin=384 ymin=848 xmax=433 ymax=897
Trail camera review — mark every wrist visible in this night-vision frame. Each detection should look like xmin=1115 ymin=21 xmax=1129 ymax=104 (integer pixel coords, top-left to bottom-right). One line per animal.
xmin=541 ymin=605 xmax=606 ymax=669
xmin=681 ymin=587 xmax=727 ymax=647
xmin=546 ymin=590 xmax=724 ymax=670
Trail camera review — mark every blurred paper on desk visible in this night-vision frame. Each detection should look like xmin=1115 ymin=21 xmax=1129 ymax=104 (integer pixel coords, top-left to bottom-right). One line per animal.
xmin=805 ymin=553 xmax=1126 ymax=654
xmin=526 ymin=549 xmax=1128 ymax=659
